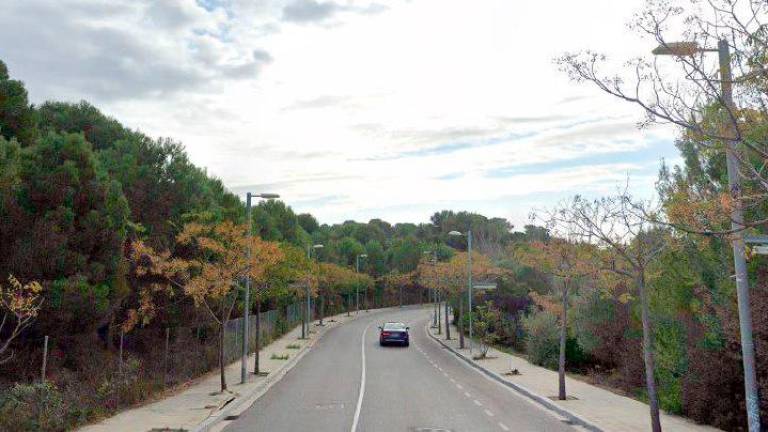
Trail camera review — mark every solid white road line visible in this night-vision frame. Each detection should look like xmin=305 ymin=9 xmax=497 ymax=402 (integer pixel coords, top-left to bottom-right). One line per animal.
xmin=350 ymin=323 xmax=371 ymax=432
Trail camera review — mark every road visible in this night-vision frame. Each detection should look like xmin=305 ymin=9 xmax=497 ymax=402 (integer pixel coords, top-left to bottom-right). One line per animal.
xmin=223 ymin=306 xmax=578 ymax=432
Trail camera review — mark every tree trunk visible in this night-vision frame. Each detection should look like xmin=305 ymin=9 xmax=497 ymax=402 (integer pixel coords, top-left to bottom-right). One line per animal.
xmin=347 ymin=294 xmax=351 ymax=317
xmin=218 ymin=324 xmax=227 ymax=392
xmin=254 ymin=300 xmax=261 ymax=375
xmin=445 ymin=299 xmax=451 ymax=340
xmin=559 ymin=279 xmax=569 ymax=401
xmin=319 ymin=294 xmax=325 ymax=325
xmin=637 ymin=272 xmax=662 ymax=432
xmin=301 ymin=297 xmax=306 ymax=339
xmin=459 ymin=296 xmax=465 ymax=349
xmin=437 ymin=291 xmax=442 ymax=334
xmin=433 ymin=289 xmax=438 ymax=327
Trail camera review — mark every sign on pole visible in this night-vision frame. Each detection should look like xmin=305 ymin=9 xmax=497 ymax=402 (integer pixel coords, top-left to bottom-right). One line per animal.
xmin=472 ymin=281 xmax=497 ymax=291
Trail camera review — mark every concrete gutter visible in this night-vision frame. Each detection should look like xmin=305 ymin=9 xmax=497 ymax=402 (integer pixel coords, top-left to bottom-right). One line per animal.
xmin=193 ymin=325 xmax=320 ymax=432
xmin=425 ymin=325 xmax=604 ymax=432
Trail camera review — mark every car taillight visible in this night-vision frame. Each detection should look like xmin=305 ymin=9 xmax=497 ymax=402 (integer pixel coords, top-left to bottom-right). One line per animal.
xmin=382 ymin=332 xmax=391 ymax=337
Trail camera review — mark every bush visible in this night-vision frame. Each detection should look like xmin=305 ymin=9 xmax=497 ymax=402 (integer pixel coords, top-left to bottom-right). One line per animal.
xmin=521 ymin=309 xmax=560 ymax=370
xmin=0 ymin=382 xmax=66 ymax=431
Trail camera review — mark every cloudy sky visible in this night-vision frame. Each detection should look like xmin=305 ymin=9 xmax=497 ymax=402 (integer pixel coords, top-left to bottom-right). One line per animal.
xmin=0 ymin=0 xmax=680 ymax=227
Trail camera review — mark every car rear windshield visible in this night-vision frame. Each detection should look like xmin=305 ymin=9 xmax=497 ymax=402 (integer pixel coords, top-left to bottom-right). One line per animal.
xmin=383 ymin=323 xmax=406 ymax=330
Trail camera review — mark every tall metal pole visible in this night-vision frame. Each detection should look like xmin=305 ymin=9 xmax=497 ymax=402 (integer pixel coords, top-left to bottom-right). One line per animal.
xmin=306 ymin=246 xmax=312 ymax=338
xmin=356 ymin=255 xmax=360 ymax=314
xmin=432 ymin=251 xmax=438 ymax=327
xmin=437 ymin=265 xmax=442 ymax=335
xmin=241 ymin=193 xmax=252 ymax=384
xmin=467 ymin=230 xmax=473 ymax=356
xmin=719 ymin=39 xmax=760 ymax=432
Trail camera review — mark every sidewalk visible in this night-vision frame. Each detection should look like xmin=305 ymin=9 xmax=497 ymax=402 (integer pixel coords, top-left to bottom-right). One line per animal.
xmin=78 ymin=309 xmax=378 ymax=432
xmin=427 ymin=322 xmax=721 ymax=432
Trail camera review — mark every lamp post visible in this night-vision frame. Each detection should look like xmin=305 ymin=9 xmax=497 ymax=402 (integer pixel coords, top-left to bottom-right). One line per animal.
xmin=424 ymin=250 xmax=439 ymax=328
xmin=355 ymin=254 xmax=367 ymax=314
xmin=653 ymin=40 xmax=760 ymax=432
xmin=241 ymin=192 xmax=279 ymax=384
xmin=449 ymin=230 xmax=472 ymax=355
xmin=308 ymin=244 xmax=324 ymax=327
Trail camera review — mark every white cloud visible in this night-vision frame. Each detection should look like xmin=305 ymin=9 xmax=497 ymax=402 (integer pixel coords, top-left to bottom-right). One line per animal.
xmin=0 ymin=0 xmax=682 ymax=227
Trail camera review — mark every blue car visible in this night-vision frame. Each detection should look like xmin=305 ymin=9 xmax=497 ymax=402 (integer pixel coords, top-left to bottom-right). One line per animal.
xmin=378 ymin=322 xmax=410 ymax=346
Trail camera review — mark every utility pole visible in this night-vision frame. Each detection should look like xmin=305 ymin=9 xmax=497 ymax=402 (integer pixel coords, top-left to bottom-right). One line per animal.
xmin=241 ymin=193 xmax=253 ymax=384
xmin=432 ymin=250 xmax=438 ymax=328
xmin=719 ymin=39 xmax=760 ymax=431
xmin=306 ymin=246 xmax=311 ymax=338
xmin=242 ymin=192 xmax=279 ymax=384
xmin=652 ymin=39 xmax=761 ymax=431
xmin=308 ymin=244 xmax=324 ymax=328
xmin=467 ymin=230 xmax=473 ymax=355
xmin=356 ymin=254 xmax=367 ymax=314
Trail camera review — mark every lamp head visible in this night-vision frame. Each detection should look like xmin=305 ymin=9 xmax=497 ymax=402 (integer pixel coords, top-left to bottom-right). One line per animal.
xmin=652 ymin=41 xmax=701 ymax=56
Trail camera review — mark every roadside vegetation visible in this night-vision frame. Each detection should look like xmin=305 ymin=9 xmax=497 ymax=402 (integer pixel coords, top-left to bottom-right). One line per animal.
xmin=1 ymin=1 xmax=767 ymax=431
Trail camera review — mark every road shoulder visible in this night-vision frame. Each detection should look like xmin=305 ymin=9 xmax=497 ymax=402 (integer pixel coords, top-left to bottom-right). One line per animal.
xmin=77 ymin=309 xmax=392 ymax=432
xmin=426 ymin=322 xmax=721 ymax=432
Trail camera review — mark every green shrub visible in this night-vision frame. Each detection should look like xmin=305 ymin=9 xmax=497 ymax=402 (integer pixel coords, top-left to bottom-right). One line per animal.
xmin=521 ymin=309 xmax=560 ymax=369
xmin=0 ymin=382 xmax=66 ymax=431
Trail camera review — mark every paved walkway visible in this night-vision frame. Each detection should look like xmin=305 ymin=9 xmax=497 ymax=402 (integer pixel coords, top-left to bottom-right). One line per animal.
xmin=77 ymin=309 xmax=383 ymax=432
xmin=427 ymin=321 xmax=721 ymax=432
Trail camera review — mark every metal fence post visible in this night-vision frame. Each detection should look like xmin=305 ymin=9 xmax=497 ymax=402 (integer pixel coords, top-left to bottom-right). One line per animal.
xmin=41 ymin=336 xmax=48 ymax=383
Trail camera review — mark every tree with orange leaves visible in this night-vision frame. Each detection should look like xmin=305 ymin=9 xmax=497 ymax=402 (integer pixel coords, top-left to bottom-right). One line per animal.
xmin=430 ymin=251 xmax=501 ymax=347
xmin=131 ymin=221 xmax=283 ymax=392
xmin=0 ymin=275 xmax=43 ymax=364
xmin=515 ymin=236 xmax=597 ymax=400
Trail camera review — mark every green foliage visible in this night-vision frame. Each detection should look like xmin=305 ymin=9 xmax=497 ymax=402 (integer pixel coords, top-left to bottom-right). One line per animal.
xmin=0 ymin=61 xmax=37 ymax=146
xmin=389 ymin=237 xmax=423 ymax=273
xmin=0 ymin=131 xmax=129 ymax=333
xmin=474 ymin=301 xmax=502 ymax=358
xmin=297 ymin=213 xmax=319 ymax=234
xmin=521 ymin=309 xmax=560 ymax=369
xmin=252 ymin=200 xmax=300 ymax=244
xmin=0 ymin=382 xmax=66 ymax=432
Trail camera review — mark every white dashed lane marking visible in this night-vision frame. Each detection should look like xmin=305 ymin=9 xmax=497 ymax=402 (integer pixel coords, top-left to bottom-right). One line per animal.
xmin=420 ymin=324 xmax=510 ymax=432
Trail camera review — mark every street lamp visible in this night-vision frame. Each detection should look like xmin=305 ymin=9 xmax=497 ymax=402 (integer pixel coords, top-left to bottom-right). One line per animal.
xmin=653 ymin=40 xmax=760 ymax=432
xmin=423 ymin=250 xmax=439 ymax=328
xmin=355 ymin=254 xmax=367 ymax=314
xmin=449 ymin=230 xmax=473 ymax=355
xmin=242 ymin=192 xmax=279 ymax=384
xmin=309 ymin=244 xmax=324 ymax=327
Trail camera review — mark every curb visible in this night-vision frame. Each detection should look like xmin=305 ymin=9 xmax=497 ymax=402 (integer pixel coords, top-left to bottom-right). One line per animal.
xmin=425 ymin=325 xmax=604 ymax=432
xmin=193 ymin=307 xmax=398 ymax=432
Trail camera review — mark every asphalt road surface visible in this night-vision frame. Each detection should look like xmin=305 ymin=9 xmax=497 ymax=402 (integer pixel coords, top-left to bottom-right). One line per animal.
xmin=223 ymin=306 xmax=578 ymax=432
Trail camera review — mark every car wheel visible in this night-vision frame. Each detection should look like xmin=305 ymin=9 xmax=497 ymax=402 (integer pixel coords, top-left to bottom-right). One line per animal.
xmin=404 ymin=341 xmax=409 ymax=347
